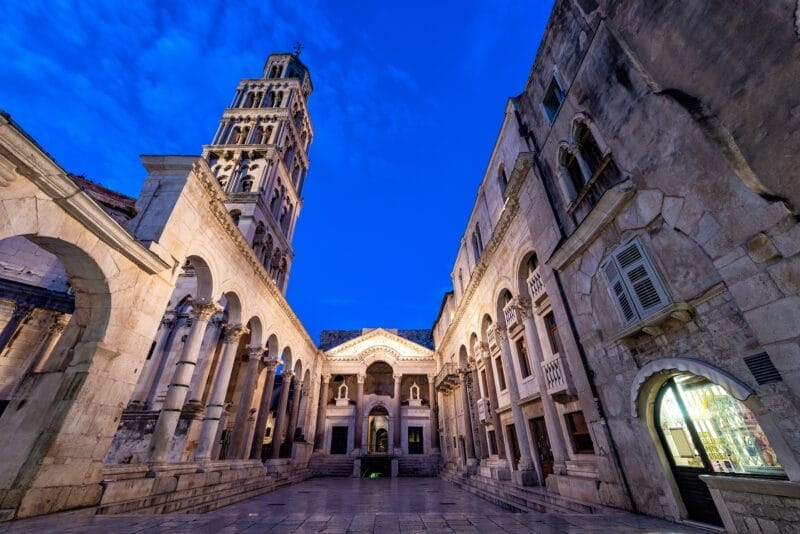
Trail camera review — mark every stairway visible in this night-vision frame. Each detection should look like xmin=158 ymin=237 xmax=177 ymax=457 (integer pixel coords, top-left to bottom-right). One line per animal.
xmin=397 ymin=455 xmax=441 ymax=477
xmin=308 ymin=454 xmax=355 ymax=477
xmin=441 ymin=470 xmax=621 ymax=515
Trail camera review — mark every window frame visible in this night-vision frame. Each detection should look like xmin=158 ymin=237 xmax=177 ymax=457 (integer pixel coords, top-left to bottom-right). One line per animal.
xmin=542 ymin=71 xmax=566 ymax=124
xmin=564 ymin=410 xmax=595 ymax=455
xmin=602 ymin=237 xmax=671 ymax=326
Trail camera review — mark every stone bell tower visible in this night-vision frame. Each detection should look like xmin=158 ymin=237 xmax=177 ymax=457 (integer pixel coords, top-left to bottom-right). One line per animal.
xmin=202 ymin=51 xmax=313 ymax=293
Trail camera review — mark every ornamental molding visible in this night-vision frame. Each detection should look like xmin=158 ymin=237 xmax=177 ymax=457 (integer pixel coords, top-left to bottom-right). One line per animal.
xmin=190 ymin=158 xmax=316 ymax=351
xmin=438 ymin=152 xmax=534 ymax=351
xmin=324 ymin=327 xmax=434 ymax=360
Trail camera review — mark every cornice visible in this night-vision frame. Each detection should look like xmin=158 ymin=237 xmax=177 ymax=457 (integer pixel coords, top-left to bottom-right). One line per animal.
xmin=324 ymin=327 xmax=435 ymax=358
xmin=437 ymin=152 xmax=535 ymax=351
xmin=190 ymin=158 xmax=316 ymax=351
xmin=0 ymin=116 xmax=170 ymax=275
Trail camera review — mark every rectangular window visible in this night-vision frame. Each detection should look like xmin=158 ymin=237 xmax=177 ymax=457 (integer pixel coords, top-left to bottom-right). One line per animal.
xmin=565 ymin=411 xmax=595 ymax=454
xmin=494 ymin=357 xmax=506 ymax=391
xmin=543 ymin=75 xmax=566 ymax=123
xmin=602 ymin=238 xmax=670 ymax=325
xmin=543 ymin=312 xmax=563 ymax=356
xmin=487 ymin=430 xmax=498 ymax=455
xmin=480 ymin=369 xmax=489 ymax=397
xmin=515 ymin=338 xmax=532 ymax=378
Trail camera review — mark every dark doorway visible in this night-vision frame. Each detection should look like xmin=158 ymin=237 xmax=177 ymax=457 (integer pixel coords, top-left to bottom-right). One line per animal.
xmin=506 ymin=424 xmax=521 ymax=470
xmin=330 ymin=426 xmax=348 ymax=455
xmin=529 ymin=416 xmax=554 ymax=477
xmin=408 ymin=427 xmax=424 ymax=454
xmin=361 ymin=456 xmax=391 ymax=478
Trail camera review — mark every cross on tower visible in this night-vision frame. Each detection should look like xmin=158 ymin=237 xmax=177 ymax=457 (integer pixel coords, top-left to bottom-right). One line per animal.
xmin=293 ymin=41 xmax=304 ymax=57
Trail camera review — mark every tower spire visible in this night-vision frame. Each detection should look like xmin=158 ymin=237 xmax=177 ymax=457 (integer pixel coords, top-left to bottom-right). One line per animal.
xmin=202 ymin=53 xmax=314 ymax=293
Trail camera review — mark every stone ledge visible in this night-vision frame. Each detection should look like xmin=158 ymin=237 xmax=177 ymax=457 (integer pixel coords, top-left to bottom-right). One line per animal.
xmin=700 ymin=475 xmax=800 ymax=498
xmin=613 ymin=302 xmax=693 ymax=343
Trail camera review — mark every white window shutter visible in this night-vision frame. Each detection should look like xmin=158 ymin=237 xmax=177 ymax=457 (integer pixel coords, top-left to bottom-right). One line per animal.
xmin=613 ymin=239 xmax=669 ymax=318
xmin=602 ymin=257 xmax=637 ymax=324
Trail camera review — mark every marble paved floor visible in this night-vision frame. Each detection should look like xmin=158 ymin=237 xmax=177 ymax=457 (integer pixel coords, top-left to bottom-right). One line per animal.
xmin=0 ymin=478 xmax=704 ymax=533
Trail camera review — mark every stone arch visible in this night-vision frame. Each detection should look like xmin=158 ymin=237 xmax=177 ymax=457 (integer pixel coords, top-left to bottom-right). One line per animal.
xmin=245 ymin=316 xmax=263 ymax=348
xmin=514 ymin=249 xmax=540 ymax=299
xmin=469 ymin=332 xmax=480 ymax=361
xmin=630 ymin=357 xmax=754 ymax=418
xmin=364 ymin=361 xmax=395 ymax=397
xmin=494 ymin=286 xmax=514 ymax=328
xmin=181 ymin=254 xmax=216 ymax=301
xmin=479 ymin=314 xmax=494 ymax=344
xmin=458 ymin=344 xmax=469 ymax=368
xmin=280 ymin=346 xmax=292 ymax=372
xmin=360 ymin=346 xmax=401 ymax=368
xmin=220 ymin=291 xmax=243 ymax=325
xmin=265 ymin=333 xmax=279 ymax=357
xmin=292 ymin=358 xmax=303 ymax=378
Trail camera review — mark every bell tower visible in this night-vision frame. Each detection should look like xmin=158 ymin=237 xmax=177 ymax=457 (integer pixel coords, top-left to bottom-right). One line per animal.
xmin=202 ymin=51 xmax=313 ymax=293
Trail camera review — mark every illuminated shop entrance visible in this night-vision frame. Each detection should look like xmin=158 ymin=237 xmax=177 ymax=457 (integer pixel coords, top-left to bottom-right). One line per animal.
xmin=656 ymin=373 xmax=785 ymax=526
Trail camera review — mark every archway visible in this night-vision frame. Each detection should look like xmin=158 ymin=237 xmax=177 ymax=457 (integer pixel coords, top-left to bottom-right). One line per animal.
xmin=367 ymin=405 xmax=390 ymax=454
xmin=634 ymin=360 xmax=787 ymax=527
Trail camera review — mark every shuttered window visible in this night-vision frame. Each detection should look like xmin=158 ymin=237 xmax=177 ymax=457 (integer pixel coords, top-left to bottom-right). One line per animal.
xmin=602 ymin=238 xmax=669 ymax=325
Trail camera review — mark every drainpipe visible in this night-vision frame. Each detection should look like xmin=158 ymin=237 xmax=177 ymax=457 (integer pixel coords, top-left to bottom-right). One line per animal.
xmin=512 ymin=98 xmax=637 ymax=513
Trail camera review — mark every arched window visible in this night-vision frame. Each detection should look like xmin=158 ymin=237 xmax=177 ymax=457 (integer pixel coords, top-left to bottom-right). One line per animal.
xmin=497 ymin=164 xmax=508 ymax=201
xmin=229 ymin=210 xmax=241 ymax=226
xmin=263 ymin=234 xmax=273 ymax=269
xmin=240 ymin=175 xmax=253 ymax=192
xmin=475 ymin=223 xmax=484 ymax=254
xmin=471 ymin=232 xmax=480 ymax=263
xmin=262 ymin=125 xmax=273 ymax=144
xmin=458 ymin=268 xmax=464 ymax=296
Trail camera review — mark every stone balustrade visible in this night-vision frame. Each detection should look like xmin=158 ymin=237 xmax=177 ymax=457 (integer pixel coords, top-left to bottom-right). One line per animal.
xmin=542 ymin=354 xmax=575 ymax=401
xmin=527 ymin=267 xmax=545 ymax=303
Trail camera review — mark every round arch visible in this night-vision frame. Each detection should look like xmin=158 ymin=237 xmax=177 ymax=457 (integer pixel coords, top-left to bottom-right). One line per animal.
xmin=360 ymin=346 xmax=401 ymax=369
xmin=265 ymin=333 xmax=279 ymax=358
xmin=220 ymin=291 xmax=243 ymax=324
xmin=630 ymin=357 xmax=754 ymax=418
xmin=245 ymin=316 xmax=264 ymax=348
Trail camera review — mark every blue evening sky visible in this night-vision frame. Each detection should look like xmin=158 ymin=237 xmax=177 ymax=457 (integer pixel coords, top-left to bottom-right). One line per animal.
xmin=0 ymin=0 xmax=554 ymax=343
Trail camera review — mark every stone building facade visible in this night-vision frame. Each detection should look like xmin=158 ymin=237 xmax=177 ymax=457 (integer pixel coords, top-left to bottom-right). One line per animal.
xmin=432 ymin=0 xmax=800 ymax=531
xmin=308 ymin=328 xmax=439 ymax=478
xmin=0 ymin=53 xmax=325 ymax=520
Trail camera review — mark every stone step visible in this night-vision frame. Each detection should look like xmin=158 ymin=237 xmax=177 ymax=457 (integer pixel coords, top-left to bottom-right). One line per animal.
xmin=441 ymin=470 xmax=608 ymax=516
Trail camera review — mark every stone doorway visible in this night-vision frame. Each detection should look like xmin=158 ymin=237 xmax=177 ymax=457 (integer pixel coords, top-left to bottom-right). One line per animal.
xmin=367 ymin=406 xmax=389 ymax=453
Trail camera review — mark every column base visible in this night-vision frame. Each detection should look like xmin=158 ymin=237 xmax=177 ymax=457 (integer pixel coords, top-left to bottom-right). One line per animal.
xmin=352 ymin=458 xmax=361 ymax=478
xmin=511 ymin=467 xmax=537 ymax=487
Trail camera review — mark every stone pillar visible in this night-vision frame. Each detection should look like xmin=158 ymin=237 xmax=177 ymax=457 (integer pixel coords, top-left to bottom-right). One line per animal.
xmin=480 ymin=344 xmax=506 ymax=459
xmin=130 ymin=316 xmax=174 ymax=407
xmin=495 ymin=327 xmax=535 ymax=485
xmin=393 ymin=373 xmax=402 ymax=452
xmin=250 ymin=357 xmax=279 ymax=460
xmin=230 ymin=347 xmax=263 ymax=458
xmin=193 ymin=324 xmax=248 ymax=462
xmin=270 ymin=370 xmax=293 ymax=460
xmin=0 ymin=303 xmax=32 ymax=356
xmin=314 ymin=374 xmax=331 ymax=451
xmin=427 ymin=375 xmax=440 ymax=452
xmin=186 ymin=317 xmax=224 ymax=407
xmin=520 ymin=302 xmax=569 ymax=474
xmin=149 ymin=300 xmax=220 ymax=463
xmin=459 ymin=369 xmax=477 ymax=465
xmin=353 ymin=374 xmax=365 ymax=454
xmin=26 ymin=313 xmax=68 ymax=375
xmin=285 ymin=377 xmax=303 ymax=448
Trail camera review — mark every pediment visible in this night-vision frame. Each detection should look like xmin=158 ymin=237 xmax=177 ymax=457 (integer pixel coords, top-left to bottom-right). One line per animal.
xmin=324 ymin=328 xmax=434 ymax=362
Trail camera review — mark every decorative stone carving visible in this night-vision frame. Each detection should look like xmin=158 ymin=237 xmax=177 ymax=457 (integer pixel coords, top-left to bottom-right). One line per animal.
xmin=409 ymin=381 xmax=422 ymax=407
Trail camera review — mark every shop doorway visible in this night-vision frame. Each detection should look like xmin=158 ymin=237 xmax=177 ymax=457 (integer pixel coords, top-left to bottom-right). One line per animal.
xmin=529 ymin=416 xmax=554 ymax=477
xmin=655 ymin=373 xmax=785 ymax=526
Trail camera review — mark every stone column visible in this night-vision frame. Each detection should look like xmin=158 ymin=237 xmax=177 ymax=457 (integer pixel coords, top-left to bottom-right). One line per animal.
xmin=459 ymin=368 xmax=477 ymax=465
xmin=353 ymin=374 xmax=365 ymax=454
xmin=130 ymin=315 xmax=174 ymax=407
xmin=0 ymin=303 xmax=32 ymax=356
xmin=193 ymin=324 xmax=248 ymax=462
xmin=271 ymin=370 xmax=294 ymax=460
xmin=149 ymin=300 xmax=220 ymax=463
xmin=313 ymin=374 xmax=331 ymax=451
xmin=480 ymin=344 xmax=506 ymax=459
xmin=26 ymin=313 xmax=68 ymax=375
xmin=186 ymin=317 xmax=224 ymax=407
xmin=250 ymin=357 xmax=279 ymax=460
xmin=393 ymin=373 xmax=402 ymax=452
xmin=495 ymin=327 xmax=535 ymax=485
xmin=519 ymin=302 xmax=569 ymax=474
xmin=427 ymin=375 xmax=440 ymax=452
xmin=230 ymin=347 xmax=264 ymax=458
xmin=285 ymin=377 xmax=303 ymax=447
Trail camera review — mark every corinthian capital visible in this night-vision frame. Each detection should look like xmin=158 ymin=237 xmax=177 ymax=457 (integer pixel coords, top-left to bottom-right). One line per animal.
xmin=246 ymin=347 xmax=263 ymax=360
xmin=222 ymin=323 xmax=248 ymax=343
xmin=191 ymin=298 xmax=223 ymax=321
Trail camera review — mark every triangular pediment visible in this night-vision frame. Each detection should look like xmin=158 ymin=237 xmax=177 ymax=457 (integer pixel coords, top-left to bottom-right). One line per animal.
xmin=324 ymin=328 xmax=434 ymax=362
